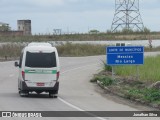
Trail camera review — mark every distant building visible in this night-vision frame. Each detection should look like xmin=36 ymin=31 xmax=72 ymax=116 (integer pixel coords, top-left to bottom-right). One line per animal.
xmin=0 ymin=21 xmax=27 ymax=36
xmin=0 ymin=22 xmax=10 ymax=31
xmin=0 ymin=22 xmax=9 ymax=26
xmin=17 ymin=20 xmax=32 ymax=35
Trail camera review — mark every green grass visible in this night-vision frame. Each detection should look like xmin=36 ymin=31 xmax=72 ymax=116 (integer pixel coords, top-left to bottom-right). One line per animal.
xmin=112 ymin=55 xmax=160 ymax=82
xmin=126 ymin=88 xmax=160 ymax=103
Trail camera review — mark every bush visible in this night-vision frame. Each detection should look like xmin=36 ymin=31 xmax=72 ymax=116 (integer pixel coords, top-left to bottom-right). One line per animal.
xmin=102 ymin=61 xmax=112 ymax=72
xmin=100 ymin=77 xmax=114 ymax=86
xmin=143 ymin=88 xmax=160 ymax=102
xmin=92 ymin=75 xmax=114 ymax=86
xmin=105 ymin=65 xmax=112 ymax=72
xmin=127 ymin=88 xmax=160 ymax=102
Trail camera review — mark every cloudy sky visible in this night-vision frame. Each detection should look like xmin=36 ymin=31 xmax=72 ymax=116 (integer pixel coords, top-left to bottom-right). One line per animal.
xmin=0 ymin=0 xmax=159 ymax=34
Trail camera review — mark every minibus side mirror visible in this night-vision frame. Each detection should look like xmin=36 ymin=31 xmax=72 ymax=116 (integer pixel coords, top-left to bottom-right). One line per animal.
xmin=14 ymin=61 xmax=19 ymax=67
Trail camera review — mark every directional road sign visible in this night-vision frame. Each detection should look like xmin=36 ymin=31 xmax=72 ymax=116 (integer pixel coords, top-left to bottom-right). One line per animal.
xmin=107 ymin=46 xmax=144 ymax=65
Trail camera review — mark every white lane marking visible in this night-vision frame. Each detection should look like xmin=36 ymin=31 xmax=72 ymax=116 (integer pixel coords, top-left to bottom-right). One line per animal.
xmin=59 ymin=63 xmax=107 ymax=120
xmin=58 ymin=97 xmax=84 ymax=111
xmin=58 ymin=97 xmax=107 ymax=120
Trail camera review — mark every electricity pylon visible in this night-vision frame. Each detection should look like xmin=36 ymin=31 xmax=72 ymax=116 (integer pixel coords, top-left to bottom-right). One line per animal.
xmin=111 ymin=0 xmax=144 ymax=32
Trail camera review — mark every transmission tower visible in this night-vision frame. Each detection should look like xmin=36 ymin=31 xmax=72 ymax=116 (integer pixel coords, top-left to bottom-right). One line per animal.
xmin=111 ymin=0 xmax=144 ymax=32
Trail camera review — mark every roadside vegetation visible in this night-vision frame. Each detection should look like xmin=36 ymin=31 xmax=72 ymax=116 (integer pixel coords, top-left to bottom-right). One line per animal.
xmin=91 ymin=56 xmax=160 ymax=109
xmin=0 ymin=28 xmax=160 ymax=42
xmin=0 ymin=43 xmax=106 ymax=61
xmin=115 ymin=56 xmax=160 ymax=82
xmin=0 ymin=42 xmax=160 ymax=61
xmin=0 ymin=43 xmax=24 ymax=61
xmin=57 ymin=42 xmax=106 ymax=57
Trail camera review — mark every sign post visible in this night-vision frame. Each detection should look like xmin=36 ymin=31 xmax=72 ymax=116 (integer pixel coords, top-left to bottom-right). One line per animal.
xmin=136 ymin=65 xmax=139 ymax=80
xmin=106 ymin=46 xmax=144 ymax=79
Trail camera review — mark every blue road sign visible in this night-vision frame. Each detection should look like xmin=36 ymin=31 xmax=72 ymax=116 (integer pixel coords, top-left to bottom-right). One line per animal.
xmin=107 ymin=46 xmax=144 ymax=65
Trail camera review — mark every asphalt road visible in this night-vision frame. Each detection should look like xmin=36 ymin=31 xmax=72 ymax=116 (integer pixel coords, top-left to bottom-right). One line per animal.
xmin=0 ymin=54 xmax=160 ymax=120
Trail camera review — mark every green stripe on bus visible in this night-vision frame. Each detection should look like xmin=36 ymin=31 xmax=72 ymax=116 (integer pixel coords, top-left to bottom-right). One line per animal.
xmin=25 ymin=70 xmax=57 ymax=74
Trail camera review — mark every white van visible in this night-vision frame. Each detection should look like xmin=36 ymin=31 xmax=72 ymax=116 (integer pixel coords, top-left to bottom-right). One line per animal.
xmin=15 ymin=42 xmax=60 ymax=98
